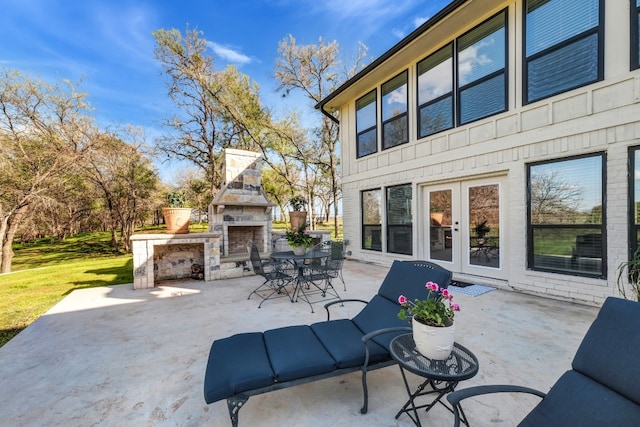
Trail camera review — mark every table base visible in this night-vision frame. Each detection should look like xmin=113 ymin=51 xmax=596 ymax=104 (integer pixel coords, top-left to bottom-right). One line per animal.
xmin=395 ymin=366 xmax=471 ymax=427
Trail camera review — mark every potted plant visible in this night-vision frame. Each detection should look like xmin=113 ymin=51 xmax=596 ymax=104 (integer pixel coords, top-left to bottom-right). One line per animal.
xmin=288 ymin=195 xmax=308 ymax=230
xmin=398 ymin=282 xmax=461 ymax=360
xmin=430 ymin=204 xmax=444 ymax=226
xmin=616 ymin=247 xmax=640 ymax=302
xmin=285 ymin=225 xmax=314 ymax=255
xmin=162 ymin=190 xmax=192 ymax=234
xmin=473 ymin=219 xmax=491 ymax=246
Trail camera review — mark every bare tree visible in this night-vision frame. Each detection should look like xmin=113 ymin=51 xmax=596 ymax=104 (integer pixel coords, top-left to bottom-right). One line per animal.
xmin=0 ymin=69 xmax=100 ymax=272
xmin=275 ymin=35 xmax=368 ymax=235
xmin=530 ymin=170 xmax=583 ymax=224
xmin=152 ymin=27 xmax=272 ymax=195
xmin=85 ymin=128 xmax=159 ymax=252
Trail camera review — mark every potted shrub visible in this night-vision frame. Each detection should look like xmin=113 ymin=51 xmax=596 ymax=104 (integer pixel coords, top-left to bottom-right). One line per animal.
xmin=285 ymin=225 xmax=314 ymax=255
xmin=162 ymin=190 xmax=192 ymax=234
xmin=430 ymin=204 xmax=444 ymax=226
xmin=288 ymin=195 xmax=308 ymax=230
xmin=616 ymin=247 xmax=640 ymax=302
xmin=474 ymin=220 xmax=491 ymax=238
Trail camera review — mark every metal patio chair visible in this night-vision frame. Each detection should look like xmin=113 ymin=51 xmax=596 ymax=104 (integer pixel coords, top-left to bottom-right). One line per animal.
xmin=246 ymin=240 xmax=293 ymax=308
xmin=307 ymin=240 xmax=347 ymax=291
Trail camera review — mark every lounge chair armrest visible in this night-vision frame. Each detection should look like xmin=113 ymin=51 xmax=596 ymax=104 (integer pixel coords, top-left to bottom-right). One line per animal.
xmin=323 ymin=299 xmax=368 ymax=320
xmin=447 ymin=385 xmax=546 ymax=427
xmin=360 ymin=326 xmax=412 ymax=344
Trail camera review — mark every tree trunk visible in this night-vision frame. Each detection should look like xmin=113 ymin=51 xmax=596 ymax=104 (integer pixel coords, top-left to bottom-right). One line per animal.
xmin=0 ymin=215 xmax=9 ymax=271
xmin=1 ymin=205 xmax=28 ymax=273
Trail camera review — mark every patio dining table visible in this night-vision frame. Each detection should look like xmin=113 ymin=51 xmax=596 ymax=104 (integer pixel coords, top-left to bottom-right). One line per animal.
xmin=270 ymin=249 xmax=332 ymax=312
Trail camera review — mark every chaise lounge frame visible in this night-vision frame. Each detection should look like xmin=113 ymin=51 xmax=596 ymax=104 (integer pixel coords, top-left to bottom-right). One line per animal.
xmin=203 ymin=260 xmax=452 ymax=426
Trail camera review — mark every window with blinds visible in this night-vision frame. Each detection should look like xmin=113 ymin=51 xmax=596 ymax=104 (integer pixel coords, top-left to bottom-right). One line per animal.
xmin=386 ymin=184 xmax=413 ymax=255
xmin=524 ymin=0 xmax=602 ymax=104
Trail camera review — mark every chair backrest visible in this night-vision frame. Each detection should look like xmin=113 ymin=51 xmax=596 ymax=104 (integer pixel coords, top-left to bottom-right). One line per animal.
xmin=330 ymin=240 xmax=345 ymax=260
xmin=352 ymin=259 xmax=453 ymax=349
xmin=247 ymin=240 xmax=266 ymax=276
xmin=571 ymin=297 xmax=640 ymax=405
xmin=377 ymin=260 xmax=452 ymax=303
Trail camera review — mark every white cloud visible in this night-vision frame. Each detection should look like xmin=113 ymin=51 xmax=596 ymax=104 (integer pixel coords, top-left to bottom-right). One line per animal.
xmin=387 ymin=85 xmax=407 ymax=106
xmin=208 ymin=42 xmax=252 ymax=65
xmin=414 ymin=16 xmax=428 ymax=28
xmin=392 ymin=29 xmax=405 ymax=39
xmin=391 ymin=14 xmax=430 ymax=41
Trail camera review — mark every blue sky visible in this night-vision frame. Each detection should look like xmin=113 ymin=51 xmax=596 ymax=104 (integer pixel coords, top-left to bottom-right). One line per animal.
xmin=1 ymin=0 xmax=450 ymax=179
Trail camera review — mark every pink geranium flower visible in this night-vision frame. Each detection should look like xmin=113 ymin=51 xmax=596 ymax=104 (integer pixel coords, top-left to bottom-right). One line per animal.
xmin=397 ymin=282 xmax=460 ymax=327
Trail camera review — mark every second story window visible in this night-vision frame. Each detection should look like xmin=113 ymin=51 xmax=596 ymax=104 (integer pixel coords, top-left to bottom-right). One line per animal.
xmin=632 ymin=0 xmax=640 ymax=70
xmin=524 ymin=0 xmax=602 ymax=104
xmin=457 ymin=11 xmax=507 ymax=125
xmin=381 ymin=71 xmax=408 ymax=150
xmin=417 ymin=43 xmax=454 ymax=138
xmin=356 ymin=89 xmax=377 ymax=158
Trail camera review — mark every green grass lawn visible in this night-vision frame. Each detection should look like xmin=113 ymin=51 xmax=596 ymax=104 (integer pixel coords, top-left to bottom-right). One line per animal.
xmin=0 ymin=231 xmax=134 ymax=347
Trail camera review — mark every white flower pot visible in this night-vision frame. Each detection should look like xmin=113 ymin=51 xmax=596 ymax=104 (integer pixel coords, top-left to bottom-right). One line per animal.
xmin=411 ymin=317 xmax=455 ymax=360
xmin=292 ymin=246 xmax=306 ymax=256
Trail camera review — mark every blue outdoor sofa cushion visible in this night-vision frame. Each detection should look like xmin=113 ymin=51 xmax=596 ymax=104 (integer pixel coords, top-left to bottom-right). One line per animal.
xmin=447 ymin=297 xmax=640 ymax=427
xmin=571 ymin=296 xmax=640 ymax=405
xmin=518 ymin=370 xmax=640 ymax=427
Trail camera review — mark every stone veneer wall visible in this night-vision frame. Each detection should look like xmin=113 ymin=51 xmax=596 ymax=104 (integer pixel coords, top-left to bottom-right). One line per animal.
xmin=130 ymin=233 xmax=221 ymax=289
xmin=209 ymin=149 xmax=273 ymax=255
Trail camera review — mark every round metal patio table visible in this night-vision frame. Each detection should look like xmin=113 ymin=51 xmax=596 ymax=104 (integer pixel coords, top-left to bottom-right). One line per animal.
xmin=270 ymin=250 xmax=330 ymax=312
xmin=390 ymin=333 xmax=479 ymax=427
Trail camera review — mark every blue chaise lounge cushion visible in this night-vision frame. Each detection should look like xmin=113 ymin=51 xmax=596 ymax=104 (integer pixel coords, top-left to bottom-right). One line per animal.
xmin=204 ymin=332 xmax=275 ymax=404
xmin=311 ymin=319 xmax=388 ymax=368
xmin=264 ymin=325 xmax=336 ymax=382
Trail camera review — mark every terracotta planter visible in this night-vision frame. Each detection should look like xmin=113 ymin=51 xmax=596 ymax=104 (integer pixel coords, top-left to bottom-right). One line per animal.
xmin=412 ymin=317 xmax=455 ymax=360
xmin=162 ymin=207 xmax=192 ymax=234
xmin=289 ymin=211 xmax=307 ymax=229
xmin=430 ymin=212 xmax=444 ymax=226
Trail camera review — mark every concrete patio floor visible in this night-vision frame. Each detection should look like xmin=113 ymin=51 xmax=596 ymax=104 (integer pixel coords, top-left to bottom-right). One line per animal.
xmin=0 ymin=260 xmax=600 ymax=427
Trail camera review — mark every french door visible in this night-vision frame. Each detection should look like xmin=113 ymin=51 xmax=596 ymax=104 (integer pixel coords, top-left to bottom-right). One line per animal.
xmin=422 ymin=176 xmax=507 ymax=279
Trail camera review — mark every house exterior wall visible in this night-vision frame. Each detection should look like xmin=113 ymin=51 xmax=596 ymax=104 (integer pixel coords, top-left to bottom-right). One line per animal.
xmin=334 ymin=0 xmax=638 ymax=305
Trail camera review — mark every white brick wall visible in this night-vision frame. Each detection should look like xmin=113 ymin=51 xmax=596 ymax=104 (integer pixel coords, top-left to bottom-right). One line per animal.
xmin=341 ymin=72 xmax=640 ymax=306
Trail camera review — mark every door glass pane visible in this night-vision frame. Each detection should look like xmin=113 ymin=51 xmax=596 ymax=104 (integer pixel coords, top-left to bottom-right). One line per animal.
xmin=429 ymin=190 xmax=452 ymax=262
xmin=468 ymin=184 xmax=500 ymax=268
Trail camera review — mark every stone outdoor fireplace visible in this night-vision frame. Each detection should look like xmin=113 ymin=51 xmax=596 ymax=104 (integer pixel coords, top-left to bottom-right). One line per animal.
xmin=209 ymin=149 xmax=274 ymax=256
xmin=130 ymin=149 xmax=274 ymax=289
